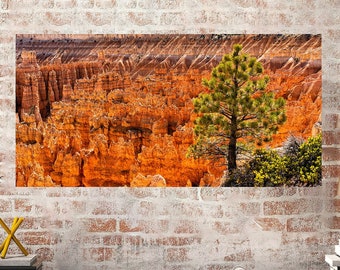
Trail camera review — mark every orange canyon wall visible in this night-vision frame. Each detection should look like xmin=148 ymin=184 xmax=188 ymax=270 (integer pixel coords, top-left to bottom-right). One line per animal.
xmin=15 ymin=34 xmax=321 ymax=187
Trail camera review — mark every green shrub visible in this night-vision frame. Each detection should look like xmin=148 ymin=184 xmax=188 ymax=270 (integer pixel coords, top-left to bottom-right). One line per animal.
xmin=225 ymin=134 xmax=322 ymax=187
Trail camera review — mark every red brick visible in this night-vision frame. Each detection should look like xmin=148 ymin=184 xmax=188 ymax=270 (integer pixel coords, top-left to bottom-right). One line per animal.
xmin=46 ymin=189 xmax=81 ymax=197
xmin=0 ymin=198 xmax=11 ymax=212
xmin=62 ymin=200 xmax=86 ymax=214
xmin=287 ymin=216 xmax=322 ymax=232
xmin=84 ymin=218 xmax=116 ymax=232
xmin=282 ymin=232 xmax=320 ymax=246
xmin=128 ymin=188 xmax=158 ymax=198
xmin=171 ymin=202 xmax=203 ymax=217
xmin=39 ymin=218 xmax=63 ymax=229
xmin=36 ymin=247 xmax=54 ymax=262
xmin=239 ymin=202 xmax=261 ymax=216
xmin=323 ymin=180 xmax=339 ymax=197
xmin=160 ymin=188 xmax=198 ymax=200
xmin=0 ymin=99 xmax=14 ymax=110
xmin=213 ymin=221 xmax=240 ymax=234
xmin=254 ymin=217 xmax=285 ymax=231
xmin=54 ymin=0 xmax=77 ymax=9
xmin=322 ymin=165 xmax=340 ymax=178
xmin=20 ymin=231 xmax=59 ymax=245
xmin=165 ymin=248 xmax=189 ymax=263
xmin=210 ymin=205 xmax=224 ymax=218
xmin=151 ymin=236 xmax=201 ymax=246
xmin=327 ymin=216 xmax=340 ymax=230
xmin=85 ymin=12 xmax=112 ymax=26
xmin=174 ymin=220 xmax=199 ymax=234
xmin=103 ymin=235 xmax=123 ymax=246
xmin=323 ymin=147 xmax=340 ymax=162
xmin=224 ymin=248 xmax=252 ymax=261
xmin=119 ymin=219 xmax=168 ymax=233
xmin=324 ymin=113 xmax=340 ymax=130
xmin=83 ymin=235 xmax=102 ymax=245
xmin=334 ymin=199 xmax=340 ymax=212
xmin=14 ymin=198 xmax=32 ymax=212
xmin=138 ymin=200 xmax=156 ymax=216
xmin=95 ymin=0 xmax=117 ymax=8
xmin=323 ymin=130 xmax=340 ymax=145
xmin=83 ymin=247 xmax=114 ymax=262
xmin=263 ymin=199 xmax=322 ymax=215
xmin=128 ymin=12 xmax=155 ymax=26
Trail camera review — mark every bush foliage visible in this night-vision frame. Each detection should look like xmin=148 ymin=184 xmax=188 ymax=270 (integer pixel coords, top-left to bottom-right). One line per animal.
xmin=225 ymin=134 xmax=322 ymax=187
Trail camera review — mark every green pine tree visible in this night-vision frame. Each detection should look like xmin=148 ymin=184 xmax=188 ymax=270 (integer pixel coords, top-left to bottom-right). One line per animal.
xmin=188 ymin=44 xmax=286 ymax=181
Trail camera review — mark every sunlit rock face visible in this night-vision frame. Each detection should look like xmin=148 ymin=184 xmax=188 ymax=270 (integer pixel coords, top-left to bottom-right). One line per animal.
xmin=16 ymin=34 xmax=321 ymax=187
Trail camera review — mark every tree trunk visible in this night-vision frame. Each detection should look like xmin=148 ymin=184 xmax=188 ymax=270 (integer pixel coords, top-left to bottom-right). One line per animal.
xmin=227 ymin=115 xmax=237 ymax=174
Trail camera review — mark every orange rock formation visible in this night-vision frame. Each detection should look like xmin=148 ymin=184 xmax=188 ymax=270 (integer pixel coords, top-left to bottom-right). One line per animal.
xmin=16 ymin=34 xmax=321 ymax=187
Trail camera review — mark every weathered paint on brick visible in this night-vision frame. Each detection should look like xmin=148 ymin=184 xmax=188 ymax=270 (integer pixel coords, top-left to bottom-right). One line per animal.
xmin=0 ymin=1 xmax=339 ymax=269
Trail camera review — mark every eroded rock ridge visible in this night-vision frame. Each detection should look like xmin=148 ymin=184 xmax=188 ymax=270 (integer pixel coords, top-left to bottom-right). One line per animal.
xmin=16 ymin=34 xmax=321 ymax=187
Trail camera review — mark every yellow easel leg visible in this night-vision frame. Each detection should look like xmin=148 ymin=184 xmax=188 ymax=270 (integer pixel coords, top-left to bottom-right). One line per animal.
xmin=0 ymin=218 xmax=18 ymax=259
xmin=0 ymin=217 xmax=28 ymax=258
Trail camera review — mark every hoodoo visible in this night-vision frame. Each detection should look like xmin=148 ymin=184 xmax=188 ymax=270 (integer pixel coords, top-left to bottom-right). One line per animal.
xmin=16 ymin=34 xmax=321 ymax=187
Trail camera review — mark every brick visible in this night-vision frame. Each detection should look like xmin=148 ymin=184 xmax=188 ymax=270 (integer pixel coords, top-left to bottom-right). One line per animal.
xmin=174 ymin=220 xmax=199 ymax=234
xmin=323 ymin=130 xmax=340 ymax=145
xmin=61 ymin=200 xmax=86 ymax=214
xmin=263 ymin=198 xmax=322 ymax=215
xmin=213 ymin=221 xmax=240 ymax=234
xmin=323 ymin=165 xmax=340 ymax=178
xmin=128 ymin=12 xmax=157 ymax=26
xmin=91 ymin=201 xmax=116 ymax=215
xmin=224 ymin=248 xmax=252 ymax=261
xmin=334 ymin=199 xmax=340 ymax=212
xmin=165 ymin=247 xmax=189 ymax=263
xmin=14 ymin=198 xmax=32 ymax=212
xmin=138 ymin=0 xmax=182 ymax=9
xmin=239 ymin=202 xmax=261 ymax=216
xmin=200 ymin=188 xmax=240 ymax=201
xmin=151 ymin=236 xmax=201 ymax=246
xmin=324 ymin=113 xmax=340 ymax=130
xmin=85 ymin=12 xmax=112 ymax=26
xmin=36 ymin=247 xmax=54 ymax=262
xmin=0 ymin=80 xmax=14 ymax=97
xmin=20 ymin=231 xmax=59 ymax=245
xmin=287 ymin=216 xmax=322 ymax=232
xmin=323 ymin=147 xmax=340 ymax=162
xmin=41 ymin=0 xmax=54 ymax=8
xmin=54 ymin=0 xmax=77 ymax=9
xmin=44 ymin=12 xmax=73 ymax=26
xmin=241 ymin=187 xmax=284 ymax=199
xmin=46 ymin=188 xmax=81 ymax=197
xmin=160 ymin=12 xmax=184 ymax=25
xmin=160 ymin=188 xmax=198 ymax=200
xmin=83 ymin=235 xmax=102 ymax=245
xmin=82 ymin=247 xmax=115 ymax=262
xmin=84 ymin=218 xmax=116 ymax=232
xmin=128 ymin=188 xmax=159 ymax=198
xmin=282 ymin=232 xmax=321 ymax=246
xmin=95 ymin=0 xmax=117 ymax=8
xmin=254 ymin=217 xmax=285 ymax=231
xmin=323 ymin=97 xmax=340 ymax=115
xmin=103 ymin=234 xmax=123 ymax=246
xmin=171 ymin=202 xmax=203 ymax=217
xmin=327 ymin=216 xmax=340 ymax=230
xmin=0 ymin=198 xmax=11 ymax=212
xmin=117 ymin=0 xmax=137 ymax=8
xmin=103 ymin=234 xmax=144 ymax=246
xmin=119 ymin=219 xmax=168 ymax=233
xmin=0 ymin=0 xmax=8 ymax=9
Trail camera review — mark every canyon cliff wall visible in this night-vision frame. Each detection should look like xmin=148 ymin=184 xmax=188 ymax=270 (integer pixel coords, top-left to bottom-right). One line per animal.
xmin=15 ymin=34 xmax=321 ymax=187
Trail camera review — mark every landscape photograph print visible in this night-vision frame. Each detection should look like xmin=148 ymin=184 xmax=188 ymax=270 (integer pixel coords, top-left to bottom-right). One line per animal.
xmin=15 ymin=34 xmax=322 ymax=187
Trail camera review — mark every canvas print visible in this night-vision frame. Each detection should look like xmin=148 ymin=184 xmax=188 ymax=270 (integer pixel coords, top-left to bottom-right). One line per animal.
xmin=16 ymin=34 xmax=321 ymax=187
